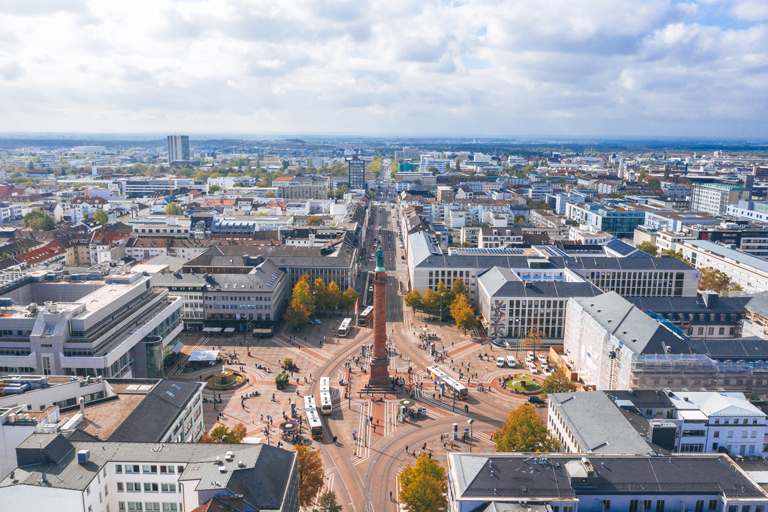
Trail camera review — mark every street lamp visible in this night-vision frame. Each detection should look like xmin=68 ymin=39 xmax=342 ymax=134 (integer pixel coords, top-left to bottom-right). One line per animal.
xmin=439 ymin=293 xmax=444 ymax=327
xmin=467 ymin=418 xmax=474 ymax=453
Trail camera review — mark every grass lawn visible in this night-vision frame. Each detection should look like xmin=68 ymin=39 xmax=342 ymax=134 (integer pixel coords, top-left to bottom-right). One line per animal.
xmin=505 ymin=378 xmax=542 ymax=393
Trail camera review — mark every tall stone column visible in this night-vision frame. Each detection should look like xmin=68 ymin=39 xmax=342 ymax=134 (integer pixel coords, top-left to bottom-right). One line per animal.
xmin=369 ymin=249 xmax=390 ymax=385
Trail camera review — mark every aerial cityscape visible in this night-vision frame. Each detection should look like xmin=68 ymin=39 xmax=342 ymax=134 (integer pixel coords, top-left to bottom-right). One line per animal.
xmin=1 ymin=2 xmax=768 ymax=512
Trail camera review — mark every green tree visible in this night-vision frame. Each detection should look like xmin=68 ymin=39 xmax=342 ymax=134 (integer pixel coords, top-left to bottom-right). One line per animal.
xmin=660 ymin=249 xmax=684 ymax=260
xmin=450 ymin=279 xmax=467 ymax=301
xmin=23 ymin=211 xmax=55 ymax=231
xmin=165 ymin=202 xmax=184 ymax=216
xmin=455 ymin=307 xmax=478 ymax=332
xmin=1 ymin=253 xmax=8 ymax=260
xmin=521 ymin=328 xmax=545 ymax=358
xmin=307 ymin=216 xmax=325 ymax=226
xmin=495 ymin=404 xmax=560 ymax=452
xmin=638 ymin=169 xmax=647 ymax=182
xmin=296 ymin=444 xmax=324 ymax=509
xmin=636 ymin=241 xmax=658 ymax=256
xmin=284 ymin=297 xmax=310 ymax=326
xmin=93 ymin=210 xmax=109 ymax=228
xmin=208 ymin=423 xmax=247 ymax=443
xmin=398 ymin=454 xmax=447 ymax=512
xmin=265 ymin=191 xmax=276 ymax=198
xmin=313 ymin=278 xmax=329 ymax=310
xmin=334 ymin=184 xmax=349 ymax=198
xmin=541 ymin=368 xmax=576 ymax=398
xmin=699 ymin=267 xmax=732 ymax=294
xmin=293 ymin=277 xmax=316 ymax=317
xmin=404 ymin=289 xmax=424 ymax=314
xmin=327 ymin=281 xmax=342 ymax=311
xmin=340 ymin=287 xmax=359 ymax=313
xmin=209 ymin=185 xmax=221 ymax=193
xmin=422 ymin=288 xmax=440 ymax=314
xmin=663 ymin=167 xmax=670 ymax=181
xmin=648 ymin=178 xmax=661 ymax=189
xmin=317 ymin=491 xmax=342 ymax=512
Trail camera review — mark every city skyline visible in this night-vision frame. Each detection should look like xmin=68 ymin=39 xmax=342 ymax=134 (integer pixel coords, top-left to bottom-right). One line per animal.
xmin=0 ymin=0 xmax=766 ymax=138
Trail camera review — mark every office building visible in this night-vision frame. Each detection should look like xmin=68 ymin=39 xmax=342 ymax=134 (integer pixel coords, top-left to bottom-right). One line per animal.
xmin=563 ymin=292 xmax=768 ymax=392
xmin=0 ymin=433 xmax=298 ymax=512
xmin=447 ymin=453 xmax=768 ymax=512
xmin=565 ymin=203 xmax=646 ymax=239
xmin=348 ymin=156 xmax=366 ymax=190
xmin=167 ymin=135 xmax=190 ymax=163
xmin=679 ymin=240 xmax=768 ymax=294
xmin=477 ymin=266 xmax=602 ymax=340
xmin=407 ymin=232 xmax=699 ymax=303
xmin=0 ymin=273 xmax=183 ymax=379
xmin=548 ymin=390 xmax=768 ymax=456
xmin=690 ymin=181 xmax=750 ymax=215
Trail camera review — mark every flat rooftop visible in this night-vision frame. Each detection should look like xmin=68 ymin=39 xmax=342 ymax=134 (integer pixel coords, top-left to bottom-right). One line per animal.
xmin=76 ymin=394 xmax=147 ymax=439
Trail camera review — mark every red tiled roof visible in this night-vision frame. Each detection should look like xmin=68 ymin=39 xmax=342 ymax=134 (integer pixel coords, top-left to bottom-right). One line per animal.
xmin=16 ymin=241 xmax=65 ymax=265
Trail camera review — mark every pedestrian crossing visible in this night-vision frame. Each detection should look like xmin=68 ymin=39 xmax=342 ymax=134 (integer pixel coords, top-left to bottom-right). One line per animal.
xmin=416 ymin=390 xmax=469 ymax=416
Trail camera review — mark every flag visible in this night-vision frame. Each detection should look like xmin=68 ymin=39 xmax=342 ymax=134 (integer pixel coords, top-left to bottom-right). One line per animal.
xmin=354 ymin=298 xmax=358 ymax=316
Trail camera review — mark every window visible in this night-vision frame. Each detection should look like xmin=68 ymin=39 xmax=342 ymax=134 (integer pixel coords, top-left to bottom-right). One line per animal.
xmin=87 ymin=485 xmax=91 ymax=495
xmin=728 ymin=431 xmax=734 ymax=438
xmin=645 ymin=501 xmax=653 ymax=511
xmin=126 ymin=465 xmax=140 ymax=474
xmin=714 ymin=431 xmax=720 ymax=438
xmin=603 ymin=500 xmax=611 ymax=510
xmin=145 ymin=504 xmax=160 ymax=511
xmin=743 ymin=507 xmax=750 ymax=512
xmin=630 ymin=501 xmax=639 ymax=512
xmin=127 ymin=483 xmax=141 ymax=492
xmin=118 ymin=483 xmax=124 ymax=492
xmin=128 ymin=503 xmax=143 ymax=511
xmin=657 ymin=501 xmax=665 ymax=512
xmin=708 ymin=500 xmax=718 ymax=510
xmin=696 ymin=501 xmax=704 ymax=512
xmin=119 ymin=503 xmax=126 ymax=512
xmin=162 ymin=505 xmax=178 ymax=512
xmin=161 ymin=484 xmax=177 ymax=493
xmin=116 ymin=464 xmax=122 ymax=474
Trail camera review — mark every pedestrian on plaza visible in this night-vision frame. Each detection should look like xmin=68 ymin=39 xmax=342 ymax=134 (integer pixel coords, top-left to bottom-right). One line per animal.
xmin=405 ymin=445 xmax=408 ymax=454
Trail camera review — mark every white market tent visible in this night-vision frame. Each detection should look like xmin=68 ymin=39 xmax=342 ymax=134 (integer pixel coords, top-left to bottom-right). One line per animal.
xmin=188 ymin=350 xmax=220 ymax=362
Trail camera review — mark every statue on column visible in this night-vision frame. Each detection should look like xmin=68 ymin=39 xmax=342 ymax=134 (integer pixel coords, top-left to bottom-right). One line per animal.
xmin=375 ymin=246 xmax=385 ymax=272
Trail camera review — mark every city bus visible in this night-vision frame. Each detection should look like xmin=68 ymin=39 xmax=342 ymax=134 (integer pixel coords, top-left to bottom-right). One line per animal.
xmin=319 ymin=391 xmax=333 ymax=415
xmin=306 ymin=407 xmax=323 ymax=439
xmin=303 ymin=395 xmax=323 ymax=438
xmin=427 ymin=365 xmax=469 ymax=400
xmin=359 ymin=306 xmax=374 ymax=327
xmin=319 ymin=377 xmax=330 ymax=394
xmin=338 ymin=318 xmax=352 ymax=337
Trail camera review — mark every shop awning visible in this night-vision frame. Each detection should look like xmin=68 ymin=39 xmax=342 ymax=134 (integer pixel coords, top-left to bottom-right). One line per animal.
xmin=224 ymin=328 xmax=235 ymax=333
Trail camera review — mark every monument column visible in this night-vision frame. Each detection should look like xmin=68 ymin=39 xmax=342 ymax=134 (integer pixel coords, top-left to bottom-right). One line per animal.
xmin=368 ymin=247 xmax=390 ymax=385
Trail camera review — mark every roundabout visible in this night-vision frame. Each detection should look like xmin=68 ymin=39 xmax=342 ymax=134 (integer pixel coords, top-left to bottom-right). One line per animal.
xmin=504 ymin=373 xmax=542 ymax=393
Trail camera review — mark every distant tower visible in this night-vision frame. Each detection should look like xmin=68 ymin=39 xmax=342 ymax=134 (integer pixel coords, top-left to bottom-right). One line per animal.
xmin=167 ymin=135 xmax=190 ymax=163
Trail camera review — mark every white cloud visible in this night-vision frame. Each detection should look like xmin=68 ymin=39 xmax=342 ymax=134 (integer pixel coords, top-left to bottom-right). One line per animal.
xmin=0 ymin=0 xmax=766 ymax=137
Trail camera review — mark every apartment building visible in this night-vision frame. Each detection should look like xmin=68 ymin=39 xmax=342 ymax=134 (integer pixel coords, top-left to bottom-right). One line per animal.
xmin=679 ymin=240 xmax=768 ymax=294
xmin=273 ymin=175 xmax=330 ymax=200
xmin=565 ymin=203 xmax=646 ymax=239
xmin=477 ymin=227 xmax=523 ymax=248
xmin=0 ymin=434 xmax=298 ymax=512
xmin=447 ymin=453 xmax=768 ymax=512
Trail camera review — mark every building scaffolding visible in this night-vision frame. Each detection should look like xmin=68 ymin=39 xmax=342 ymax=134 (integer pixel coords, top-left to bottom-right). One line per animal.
xmin=631 ymin=354 xmax=768 ymax=392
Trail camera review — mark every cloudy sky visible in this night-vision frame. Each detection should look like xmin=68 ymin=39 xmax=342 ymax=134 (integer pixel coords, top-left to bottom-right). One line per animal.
xmin=0 ymin=0 xmax=767 ymax=138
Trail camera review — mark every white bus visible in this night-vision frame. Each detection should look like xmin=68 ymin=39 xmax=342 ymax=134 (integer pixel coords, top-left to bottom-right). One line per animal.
xmin=303 ymin=395 xmax=323 ymax=438
xmin=319 ymin=391 xmax=333 ymax=415
xmin=338 ymin=318 xmax=352 ymax=337
xmin=307 ymin=407 xmax=323 ymax=439
xmin=319 ymin=377 xmax=330 ymax=394
xmin=427 ymin=365 xmax=468 ymax=400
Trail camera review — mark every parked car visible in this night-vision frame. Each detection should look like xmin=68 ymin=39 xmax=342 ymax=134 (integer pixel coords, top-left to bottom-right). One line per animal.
xmin=506 ymin=356 xmax=516 ymax=368
xmin=368 ymin=286 xmax=373 ymax=292
xmin=537 ymin=354 xmax=548 ymax=365
xmin=528 ymin=396 xmax=545 ymax=406
xmin=528 ymin=363 xmax=538 ymax=374
xmin=313 ymin=319 xmax=321 ymax=325
xmin=496 ymin=356 xmax=505 ymax=368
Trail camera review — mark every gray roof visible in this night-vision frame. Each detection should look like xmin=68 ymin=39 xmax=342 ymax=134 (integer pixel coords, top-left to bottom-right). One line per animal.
xmin=205 ymin=260 xmax=286 ymax=293
xmin=686 ymin=240 xmax=768 ymax=273
xmin=185 ymin=244 xmax=355 ymax=270
xmin=685 ymin=337 xmax=768 ymax=361
xmin=478 ymin=266 xmax=603 ymax=299
xmin=549 ymin=392 xmax=657 ymax=454
xmin=746 ymin=292 xmax=768 ymax=318
xmin=603 ymin=390 xmax=674 ymax=410
xmin=576 ymin=292 xmax=692 ymax=356
xmin=151 ymin=272 xmax=207 ymax=288
xmin=1 ymin=438 xmax=295 ymax=511
xmin=450 ymin=453 xmax=768 ymax=501
xmin=626 ymin=295 xmax=751 ymax=314
xmin=409 ymin=231 xmax=442 ymax=267
xmin=108 ymin=380 xmax=203 ymax=443
xmin=415 ymin=254 xmax=692 ymax=271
